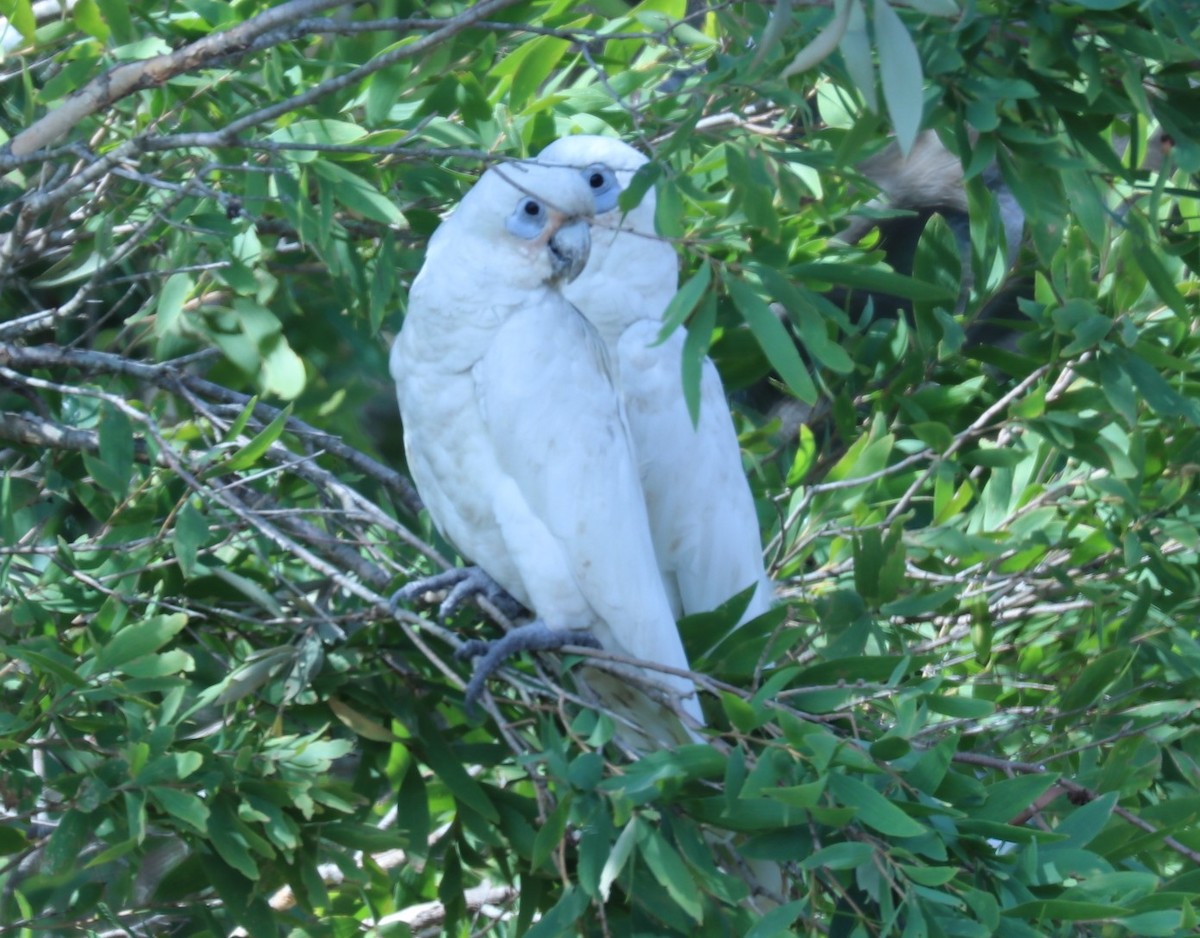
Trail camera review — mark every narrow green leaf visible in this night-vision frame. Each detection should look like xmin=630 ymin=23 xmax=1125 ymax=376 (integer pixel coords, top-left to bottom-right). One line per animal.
xmin=800 ymin=841 xmax=874 ymax=870
xmin=208 ymin=797 xmax=261 ymax=879
xmin=1053 ymin=791 xmax=1119 ymax=849
xmin=839 ymin=0 xmax=876 ymax=112
xmin=727 ymin=276 xmax=815 ymax=403
xmin=2 ymin=0 xmax=36 ymax=42
xmin=1060 ymin=649 xmax=1135 ymax=714
xmin=1004 ymin=899 xmax=1134 ymax=920
xmin=155 ymin=271 xmax=192 ymax=338
xmin=763 ymin=779 xmax=826 ymax=809
xmin=173 ymin=498 xmax=207 ymax=579
xmin=149 ymin=787 xmax=210 ymax=834
xmin=600 ymin=818 xmax=639 ymax=900
xmin=974 ymin=774 xmax=1060 ymax=823
xmin=199 ymin=853 xmax=275 ymax=936
xmin=793 ymin=261 xmax=957 ymax=301
xmin=416 ymin=717 xmax=499 ymax=822
xmin=745 ymin=900 xmax=807 ymax=938
xmin=639 ymin=826 xmax=703 ymax=923
xmin=524 ymin=885 xmax=589 ymax=938
xmin=223 ymin=404 xmax=292 ymax=472
xmin=874 ymin=0 xmax=925 ymax=155
xmin=93 ymin=0 xmax=133 ymax=42
xmin=532 ymin=794 xmax=572 ymax=871
xmin=0 ymin=826 xmax=29 ymax=856
xmin=828 ymin=774 xmax=926 ymax=837
xmin=681 ymin=293 xmax=717 ymax=426
xmin=397 ymin=758 xmax=431 ymax=862
xmin=44 ymin=809 xmax=91 ymax=875
xmin=0 ymin=644 xmax=87 ymax=688
xmin=328 ymin=698 xmax=400 ymax=742
xmin=96 ymin=613 xmax=189 ymax=671
xmin=1113 ymin=349 xmax=1200 ymax=424
xmin=658 ymin=263 xmax=712 ymax=342
xmin=310 ymin=160 xmax=404 ymax=224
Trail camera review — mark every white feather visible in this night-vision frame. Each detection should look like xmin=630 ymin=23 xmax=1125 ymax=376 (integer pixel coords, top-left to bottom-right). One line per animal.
xmin=537 ymin=135 xmax=774 ymax=625
xmin=391 ymin=161 xmax=702 ymax=730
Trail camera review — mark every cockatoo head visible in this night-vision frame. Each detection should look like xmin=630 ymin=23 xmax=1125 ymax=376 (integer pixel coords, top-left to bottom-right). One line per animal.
xmin=535 ymin=135 xmax=678 ymax=339
xmin=423 ymin=160 xmax=595 ymax=292
xmin=536 ymin=135 xmax=657 ymax=241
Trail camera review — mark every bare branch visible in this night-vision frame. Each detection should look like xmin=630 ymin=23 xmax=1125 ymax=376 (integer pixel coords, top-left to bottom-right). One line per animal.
xmin=6 ymin=0 xmax=360 ymax=158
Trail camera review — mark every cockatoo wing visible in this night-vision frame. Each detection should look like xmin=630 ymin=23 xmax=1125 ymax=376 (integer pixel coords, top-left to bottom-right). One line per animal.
xmin=476 ymin=301 xmax=702 ymax=723
xmin=539 ymin=134 xmax=774 ymax=626
xmin=618 ymin=320 xmax=775 ymax=622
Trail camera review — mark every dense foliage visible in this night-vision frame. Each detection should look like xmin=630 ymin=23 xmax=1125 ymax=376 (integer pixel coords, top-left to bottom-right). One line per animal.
xmin=1 ymin=0 xmax=1199 ymax=934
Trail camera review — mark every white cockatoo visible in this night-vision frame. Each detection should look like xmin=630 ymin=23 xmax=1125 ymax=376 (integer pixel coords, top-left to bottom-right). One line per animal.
xmin=390 ymin=160 xmax=702 ymax=731
xmin=536 ymin=135 xmax=774 ymax=626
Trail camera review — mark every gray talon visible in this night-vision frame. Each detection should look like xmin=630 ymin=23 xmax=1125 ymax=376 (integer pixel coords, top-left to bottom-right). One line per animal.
xmin=457 ymin=622 xmax=600 ymax=715
xmin=390 ymin=567 xmax=526 ymax=621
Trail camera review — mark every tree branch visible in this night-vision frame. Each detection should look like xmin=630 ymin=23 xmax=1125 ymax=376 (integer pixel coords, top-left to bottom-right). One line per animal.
xmin=953 ymin=751 xmax=1200 ymax=867
xmin=6 ymin=0 xmax=359 ymax=158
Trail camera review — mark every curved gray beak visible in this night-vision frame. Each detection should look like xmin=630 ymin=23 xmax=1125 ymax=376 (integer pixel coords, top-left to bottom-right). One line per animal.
xmin=548 ymin=218 xmax=590 ymax=283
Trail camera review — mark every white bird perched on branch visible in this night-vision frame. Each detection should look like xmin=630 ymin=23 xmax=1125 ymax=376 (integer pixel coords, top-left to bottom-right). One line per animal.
xmin=536 ymin=135 xmax=774 ymax=627
xmin=390 ymin=160 xmax=702 ymax=734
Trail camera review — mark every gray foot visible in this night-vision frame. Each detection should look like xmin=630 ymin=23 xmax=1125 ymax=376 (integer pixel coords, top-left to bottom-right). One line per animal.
xmin=456 ymin=621 xmax=601 ymax=715
xmin=390 ymin=567 xmax=526 ymax=621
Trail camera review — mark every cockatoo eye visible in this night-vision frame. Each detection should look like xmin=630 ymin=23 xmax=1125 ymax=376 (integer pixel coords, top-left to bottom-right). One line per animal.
xmin=506 ymin=197 xmax=548 ymax=239
xmin=581 ymin=163 xmax=620 ymax=213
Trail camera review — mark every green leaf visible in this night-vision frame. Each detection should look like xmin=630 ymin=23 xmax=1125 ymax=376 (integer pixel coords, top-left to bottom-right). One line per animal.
xmin=1112 ymin=349 xmax=1200 ymax=424
xmin=397 ymin=758 xmax=431 ymax=863
xmin=328 ymin=698 xmax=400 ymax=742
xmin=173 ymin=498 xmax=207 ymax=579
xmin=658 ymin=263 xmax=712 ymax=341
xmin=95 ymin=613 xmax=189 ymax=672
xmin=0 ymin=644 xmax=87 ymax=688
xmin=727 ymin=275 xmax=816 ymax=403
xmin=839 ymin=0 xmax=877 ymax=112
xmin=223 ymin=404 xmax=292 ymax=472
xmin=975 ymin=774 xmax=1060 ymax=823
xmin=639 ymin=826 xmax=703 ymax=923
xmin=200 ymin=852 xmax=275 ymax=936
xmin=800 ymin=841 xmax=874 ymax=870
xmin=763 ymin=779 xmax=826 ymax=809
xmin=793 ymin=261 xmax=957 ymax=301
xmin=93 ymin=0 xmax=132 ymax=42
xmin=310 ymin=160 xmax=405 ymax=224
xmin=753 ymin=265 xmax=853 ymax=373
xmin=600 ymin=818 xmax=639 ymax=900
xmin=1053 ymin=791 xmax=1119 ymax=849
xmin=1 ymin=0 xmax=36 ymax=42
xmin=208 ymin=797 xmax=261 ymax=879
xmin=681 ymin=293 xmax=717 ymax=426
xmin=72 ymin=0 xmax=110 ymax=45
xmin=44 ymin=809 xmax=92 ymax=875
xmin=828 ymin=774 xmax=926 ymax=837
xmin=874 ymin=0 xmax=924 ymax=154
xmin=1059 ymin=649 xmax=1135 ymax=714
xmin=84 ymin=404 xmax=135 ymax=499
xmin=0 ymin=825 xmax=29 ymax=856
xmin=416 ymin=718 xmax=499 ymax=822
xmin=149 ymin=787 xmax=210 ymax=834
xmin=1004 ymin=899 xmax=1134 ymax=920
xmin=531 ymin=793 xmax=572 ymax=871
xmin=524 ymin=885 xmax=589 ymax=938
xmin=745 ymin=900 xmax=807 ymax=937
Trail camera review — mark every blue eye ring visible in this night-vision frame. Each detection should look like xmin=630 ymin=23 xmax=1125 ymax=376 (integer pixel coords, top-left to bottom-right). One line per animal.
xmin=506 ymin=196 xmax=549 ymax=239
xmin=581 ymin=163 xmax=621 ymax=214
